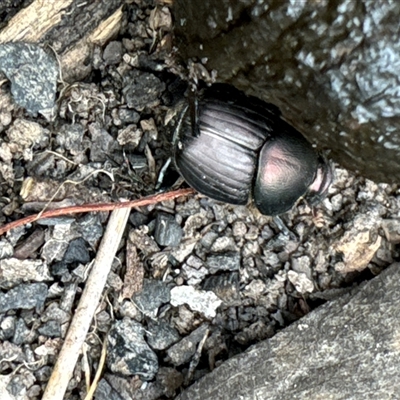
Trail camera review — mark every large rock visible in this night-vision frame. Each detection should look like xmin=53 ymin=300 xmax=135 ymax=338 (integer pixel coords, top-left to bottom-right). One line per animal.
xmin=177 ymin=263 xmax=400 ymax=399
xmin=174 ymin=1 xmax=400 ymax=183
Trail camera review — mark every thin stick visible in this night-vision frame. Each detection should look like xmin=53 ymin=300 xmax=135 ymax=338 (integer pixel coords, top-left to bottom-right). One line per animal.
xmin=42 ymin=207 xmax=131 ymax=400
xmin=0 ymin=188 xmax=195 ymax=236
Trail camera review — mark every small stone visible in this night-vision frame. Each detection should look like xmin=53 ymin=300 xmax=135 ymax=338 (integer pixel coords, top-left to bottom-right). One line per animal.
xmin=202 ymin=272 xmax=240 ymax=305
xmin=140 ymin=118 xmax=158 ymax=141
xmin=129 ymin=211 xmax=149 ymax=228
xmin=291 ymin=255 xmax=312 ymax=279
xmin=146 ymin=320 xmax=180 ymax=350
xmin=107 ymin=318 xmax=158 ymax=380
xmin=13 ymin=318 xmax=35 ymax=345
xmin=166 ymin=323 xmax=209 ymax=366
xmin=381 ymin=219 xmax=400 ymax=243
xmin=170 ymin=286 xmax=222 ymax=319
xmin=182 ymin=263 xmax=208 ymax=286
xmin=0 ymin=316 xmax=15 ymax=340
xmin=333 ymin=213 xmax=382 ymax=272
xmin=243 ymin=279 xmax=267 ymax=300
xmin=244 ymin=225 xmax=259 ymax=240
xmin=89 ymin=122 xmax=115 ymax=162
xmin=7 ymin=371 xmax=36 ymax=397
xmin=154 ymin=213 xmax=183 ymax=247
xmin=156 ymin=367 xmax=183 ymax=398
xmin=55 ymin=124 xmax=85 ymax=155
xmin=122 ymin=70 xmax=165 ymax=111
xmin=0 ymin=283 xmax=48 ymax=312
xmin=206 ymin=253 xmax=241 ymax=274
xmin=132 ymin=279 xmax=170 ymax=317
xmin=200 ymin=231 xmax=218 ymax=249
xmin=232 ymin=221 xmax=247 ymax=237
xmin=0 ymin=43 xmax=58 ymax=116
xmin=170 ymin=239 xmax=198 ymax=263
xmin=117 ymin=124 xmax=142 ymax=147
xmin=37 ymin=320 xmax=61 ymax=338
xmin=94 ymin=379 xmax=125 ymax=400
xmin=0 ymin=258 xmax=52 ymax=286
xmin=288 ymin=270 xmax=314 ymax=294
xmin=7 ymin=118 xmax=49 ymax=151
xmin=171 ymin=306 xmax=195 ymax=334
xmin=78 ymin=213 xmax=104 ymax=248
xmin=118 ymin=108 xmax=140 ymax=124
xmin=103 ymin=41 xmax=123 ymax=65
xmin=210 ymin=236 xmax=236 ymax=252
xmin=0 ymin=239 xmax=13 ymax=260
xmin=63 ymin=238 xmax=90 ymax=264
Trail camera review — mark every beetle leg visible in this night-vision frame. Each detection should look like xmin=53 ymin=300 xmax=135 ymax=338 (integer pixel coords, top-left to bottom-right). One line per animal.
xmin=188 ymin=89 xmax=200 ymax=137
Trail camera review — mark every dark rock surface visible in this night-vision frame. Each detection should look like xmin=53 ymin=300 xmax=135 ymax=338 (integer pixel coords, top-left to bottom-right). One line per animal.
xmin=174 ymin=0 xmax=400 ymax=183
xmin=177 ymin=263 xmax=400 ymax=400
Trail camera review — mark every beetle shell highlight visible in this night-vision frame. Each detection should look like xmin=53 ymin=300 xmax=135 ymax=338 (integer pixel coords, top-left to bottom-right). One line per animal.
xmin=173 ymin=84 xmax=331 ymax=216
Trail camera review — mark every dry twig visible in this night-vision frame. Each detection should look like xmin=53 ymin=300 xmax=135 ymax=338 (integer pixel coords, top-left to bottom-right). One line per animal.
xmin=42 ymin=207 xmax=131 ymax=400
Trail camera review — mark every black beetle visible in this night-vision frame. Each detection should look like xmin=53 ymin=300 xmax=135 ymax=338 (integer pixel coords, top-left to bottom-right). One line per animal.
xmin=173 ymin=84 xmax=332 ymax=216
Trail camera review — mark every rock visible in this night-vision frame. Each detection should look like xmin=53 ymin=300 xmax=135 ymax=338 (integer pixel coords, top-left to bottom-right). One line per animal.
xmin=0 ymin=43 xmax=58 ymax=117
xmin=146 ymin=320 xmax=180 ymax=350
xmin=174 ymin=1 xmax=400 ymax=183
xmin=94 ymin=379 xmax=124 ymax=400
xmin=103 ymin=41 xmax=123 ymax=65
xmin=37 ymin=320 xmax=61 ymax=338
xmin=381 ymin=219 xmax=400 ymax=244
xmin=166 ymin=323 xmax=209 ymax=366
xmin=201 ymin=272 xmax=240 ymax=305
xmin=0 ymin=258 xmax=52 ymax=286
xmin=63 ymin=238 xmax=90 ymax=264
xmin=170 ymin=285 xmax=222 ymax=319
xmin=122 ymin=70 xmax=165 ymax=111
xmin=287 ymin=270 xmax=314 ymax=294
xmin=132 ymin=279 xmax=170 ymax=317
xmin=177 ymin=263 xmax=400 ymax=399
xmin=107 ymin=318 xmax=158 ymax=381
xmin=206 ymin=253 xmax=241 ymax=274
xmin=154 ymin=213 xmax=183 ymax=247
xmin=156 ymin=367 xmax=183 ymax=398
xmin=0 ymin=283 xmax=48 ymax=313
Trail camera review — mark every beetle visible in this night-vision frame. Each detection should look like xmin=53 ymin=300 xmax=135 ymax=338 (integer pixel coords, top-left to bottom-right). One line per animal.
xmin=173 ymin=84 xmax=332 ymax=216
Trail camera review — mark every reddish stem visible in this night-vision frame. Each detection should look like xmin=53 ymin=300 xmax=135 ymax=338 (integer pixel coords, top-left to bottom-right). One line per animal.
xmin=0 ymin=188 xmax=195 ymax=236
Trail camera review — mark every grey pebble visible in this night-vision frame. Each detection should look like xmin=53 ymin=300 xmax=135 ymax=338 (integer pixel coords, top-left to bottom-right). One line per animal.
xmin=37 ymin=320 xmax=61 ymax=338
xmin=122 ymin=70 xmax=165 ymax=111
xmin=146 ymin=319 xmax=181 ymax=350
xmin=107 ymin=318 xmax=158 ymax=380
xmin=103 ymin=41 xmax=123 ymax=65
xmin=166 ymin=324 xmax=209 ymax=366
xmin=206 ymin=253 xmax=241 ymax=274
xmin=154 ymin=213 xmax=183 ymax=247
xmin=0 ymin=283 xmax=48 ymax=312
xmin=63 ymin=238 xmax=90 ymax=264
xmin=0 ymin=43 xmax=58 ymax=116
xmin=132 ymin=279 xmax=170 ymax=317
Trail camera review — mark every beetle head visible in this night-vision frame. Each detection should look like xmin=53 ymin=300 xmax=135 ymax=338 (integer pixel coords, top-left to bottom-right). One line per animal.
xmin=306 ymin=156 xmax=333 ymax=205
